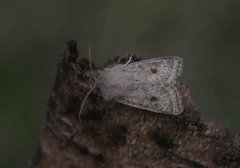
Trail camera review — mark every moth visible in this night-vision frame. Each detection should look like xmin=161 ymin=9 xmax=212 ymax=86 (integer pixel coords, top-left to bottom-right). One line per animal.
xmin=79 ymin=55 xmax=183 ymax=119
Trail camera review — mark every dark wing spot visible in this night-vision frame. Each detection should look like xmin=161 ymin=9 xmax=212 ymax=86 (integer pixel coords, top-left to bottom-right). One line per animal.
xmin=150 ymin=96 xmax=157 ymax=102
xmin=150 ymin=62 xmax=157 ymax=73
xmin=150 ymin=68 xmax=157 ymax=74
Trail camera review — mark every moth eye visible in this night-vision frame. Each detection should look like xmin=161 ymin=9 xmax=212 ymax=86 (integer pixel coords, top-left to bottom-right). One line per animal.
xmin=150 ymin=67 xmax=157 ymax=74
xmin=150 ymin=96 xmax=157 ymax=102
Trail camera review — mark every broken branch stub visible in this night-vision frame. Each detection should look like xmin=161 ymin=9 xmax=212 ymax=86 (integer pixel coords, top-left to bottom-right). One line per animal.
xmin=33 ymin=40 xmax=240 ymax=168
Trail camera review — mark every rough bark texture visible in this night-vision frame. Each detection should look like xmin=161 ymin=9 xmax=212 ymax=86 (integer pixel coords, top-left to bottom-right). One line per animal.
xmin=33 ymin=40 xmax=240 ymax=168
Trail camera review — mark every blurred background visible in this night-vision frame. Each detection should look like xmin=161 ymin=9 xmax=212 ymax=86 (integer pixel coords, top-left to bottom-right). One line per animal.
xmin=1 ymin=0 xmax=240 ymax=167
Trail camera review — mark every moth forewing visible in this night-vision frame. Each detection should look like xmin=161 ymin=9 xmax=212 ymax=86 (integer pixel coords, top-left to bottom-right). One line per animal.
xmin=113 ymin=83 xmax=183 ymax=115
xmin=121 ymin=56 xmax=183 ymax=84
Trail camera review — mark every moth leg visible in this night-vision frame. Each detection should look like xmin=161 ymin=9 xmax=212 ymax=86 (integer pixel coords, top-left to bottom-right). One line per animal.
xmin=79 ymin=85 xmax=96 ymax=120
xmin=124 ymin=53 xmax=133 ymax=66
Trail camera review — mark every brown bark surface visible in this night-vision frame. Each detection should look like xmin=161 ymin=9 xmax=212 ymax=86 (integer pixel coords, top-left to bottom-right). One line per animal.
xmin=33 ymin=40 xmax=240 ymax=168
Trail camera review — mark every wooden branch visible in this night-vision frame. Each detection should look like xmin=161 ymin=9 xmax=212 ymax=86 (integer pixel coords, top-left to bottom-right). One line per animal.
xmin=33 ymin=40 xmax=240 ymax=168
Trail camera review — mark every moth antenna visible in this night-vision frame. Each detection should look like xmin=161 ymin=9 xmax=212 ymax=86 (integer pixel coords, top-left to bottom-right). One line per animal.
xmin=88 ymin=40 xmax=93 ymax=71
xmin=79 ymin=85 xmax=96 ymax=120
xmin=124 ymin=52 xmax=133 ymax=66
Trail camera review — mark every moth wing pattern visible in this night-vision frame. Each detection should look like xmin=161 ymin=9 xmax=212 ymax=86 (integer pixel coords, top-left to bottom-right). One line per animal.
xmin=123 ymin=56 xmax=183 ymax=84
xmin=113 ymin=83 xmax=182 ymax=115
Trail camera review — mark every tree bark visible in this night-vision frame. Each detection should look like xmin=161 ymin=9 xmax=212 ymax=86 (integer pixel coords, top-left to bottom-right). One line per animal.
xmin=33 ymin=40 xmax=240 ymax=168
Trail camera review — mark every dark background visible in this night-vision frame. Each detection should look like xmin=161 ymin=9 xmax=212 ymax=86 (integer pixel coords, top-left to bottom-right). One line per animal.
xmin=1 ymin=0 xmax=240 ymax=167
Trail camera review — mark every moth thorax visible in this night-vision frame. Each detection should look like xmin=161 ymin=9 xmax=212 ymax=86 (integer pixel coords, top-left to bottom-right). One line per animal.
xmin=96 ymin=65 xmax=128 ymax=100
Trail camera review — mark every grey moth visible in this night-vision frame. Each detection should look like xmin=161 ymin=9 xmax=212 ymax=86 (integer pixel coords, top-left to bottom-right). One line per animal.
xmin=95 ymin=56 xmax=183 ymax=115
